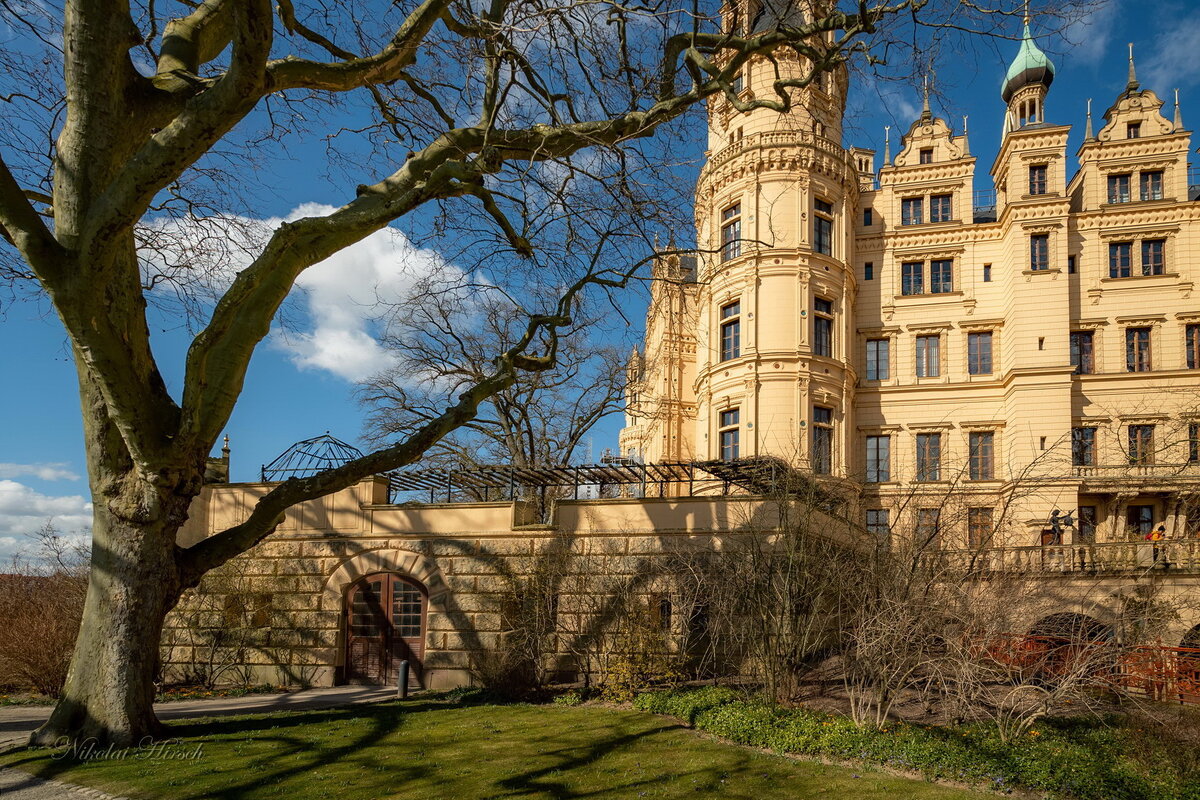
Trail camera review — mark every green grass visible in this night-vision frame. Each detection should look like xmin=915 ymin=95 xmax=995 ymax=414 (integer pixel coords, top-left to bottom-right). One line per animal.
xmin=0 ymin=697 xmax=988 ymax=799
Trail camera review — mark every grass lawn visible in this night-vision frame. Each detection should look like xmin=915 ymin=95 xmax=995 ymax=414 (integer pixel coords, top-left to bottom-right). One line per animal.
xmin=0 ymin=698 xmax=990 ymax=799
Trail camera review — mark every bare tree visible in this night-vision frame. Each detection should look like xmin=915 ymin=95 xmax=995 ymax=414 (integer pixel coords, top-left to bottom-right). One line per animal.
xmin=0 ymin=0 xmax=1099 ymax=746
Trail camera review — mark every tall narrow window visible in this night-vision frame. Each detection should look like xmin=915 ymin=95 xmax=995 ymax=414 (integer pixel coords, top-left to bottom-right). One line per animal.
xmin=865 ymin=435 xmax=890 ymax=482
xmin=719 ymin=301 xmax=741 ymax=361
xmin=1142 ymin=239 xmax=1165 ymax=275
xmin=718 ymin=408 xmax=740 ymax=461
xmin=930 ymin=259 xmax=953 ymax=293
xmin=864 ymin=261 xmax=874 ymax=281
xmin=1187 ymin=324 xmax=1200 ymax=369
xmin=720 ymin=203 xmax=741 ymax=261
xmin=1140 ymin=170 xmax=1164 ymax=201
xmin=813 ymin=198 xmax=833 ymax=256
xmin=1107 ymin=173 xmax=1132 ymax=203
xmin=901 ymin=261 xmax=924 ymax=295
xmin=732 ymin=70 xmax=744 ymax=93
xmin=1109 ymin=241 xmax=1132 ymax=278
xmin=967 ymin=331 xmax=993 ymax=375
xmin=1071 ymin=427 xmax=1096 ymax=467
xmin=866 ymin=509 xmax=890 ymax=540
xmin=930 ymin=194 xmax=952 ymax=223
xmin=812 ymin=406 xmax=833 ymax=475
xmin=863 ymin=208 xmax=873 ymax=227
xmin=968 ymin=508 xmax=993 ymax=548
xmin=983 ymin=263 xmax=992 ymax=282
xmin=916 ymin=334 xmax=940 ymax=378
xmin=1029 ymin=164 xmax=1048 ymax=195
xmin=1030 ymin=233 xmax=1050 ymax=270
xmin=1190 ymin=423 xmax=1200 ymax=464
xmin=901 ymin=197 xmax=923 ymax=226
xmin=1068 ymin=255 xmax=1077 ymax=274
xmin=968 ymin=431 xmax=995 ymax=480
xmin=1128 ymin=424 xmax=1155 ymax=465
xmin=916 ymin=432 xmax=941 ymax=481
xmin=1125 ymin=327 xmax=1151 ymax=372
xmin=1070 ymin=331 xmax=1094 ymax=373
xmin=813 ymin=298 xmax=833 ymax=358
xmin=916 ymin=508 xmax=941 ymax=548
xmin=865 ymin=338 xmax=890 ymax=380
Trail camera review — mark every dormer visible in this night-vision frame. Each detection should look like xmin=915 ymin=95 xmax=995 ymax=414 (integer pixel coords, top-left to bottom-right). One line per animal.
xmin=1070 ymin=48 xmax=1192 ymax=212
xmin=877 ymin=97 xmax=974 ymax=232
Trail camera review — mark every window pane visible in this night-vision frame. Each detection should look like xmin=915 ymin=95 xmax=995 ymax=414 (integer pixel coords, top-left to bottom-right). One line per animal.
xmin=1125 ymin=327 xmax=1151 ymax=372
xmin=901 ymin=198 xmax=923 ymax=226
xmin=916 ymin=335 xmax=940 ymax=377
xmin=916 ymin=433 xmax=941 ymax=480
xmin=1072 ymin=427 xmax=1096 ymax=467
xmin=1107 ymin=173 xmax=1131 ymax=203
xmin=814 ymin=316 xmax=832 ymax=357
xmin=1140 ymin=170 xmax=1163 ymax=201
xmin=1029 ymin=165 xmax=1047 ymax=195
xmin=866 ymin=339 xmax=890 ymax=380
xmin=968 ymin=331 xmax=993 ymax=375
xmin=814 ymin=215 xmax=832 ymax=255
xmin=1142 ymin=239 xmax=1165 ymax=275
xmin=1187 ymin=325 xmax=1200 ymax=370
xmin=721 ymin=204 xmax=741 ymax=261
xmin=930 ymin=194 xmax=952 ymax=223
xmin=902 ymin=261 xmax=924 ymax=295
xmin=968 ymin=508 xmax=993 ymax=548
xmin=866 ymin=435 xmax=890 ymax=482
xmin=1109 ymin=242 xmax=1132 ymax=278
xmin=969 ymin=431 xmax=994 ymax=479
xmin=930 ymin=259 xmax=953 ymax=293
xmin=1030 ymin=234 xmax=1049 ymax=270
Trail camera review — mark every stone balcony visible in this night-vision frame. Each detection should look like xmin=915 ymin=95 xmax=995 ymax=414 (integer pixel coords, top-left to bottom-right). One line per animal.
xmin=931 ymin=540 xmax=1200 ymax=575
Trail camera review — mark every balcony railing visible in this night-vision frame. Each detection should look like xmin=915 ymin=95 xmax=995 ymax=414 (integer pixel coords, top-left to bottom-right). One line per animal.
xmin=704 ymin=130 xmax=846 ymax=173
xmin=1189 ymin=163 xmax=1200 ymax=202
xmin=972 ymin=189 xmax=997 ymax=223
xmin=930 ymin=540 xmax=1200 ymax=574
xmin=1072 ymin=462 xmax=1200 ymax=480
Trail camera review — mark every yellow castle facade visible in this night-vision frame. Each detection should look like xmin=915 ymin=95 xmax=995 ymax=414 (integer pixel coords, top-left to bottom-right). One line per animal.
xmin=620 ymin=19 xmax=1200 ymax=548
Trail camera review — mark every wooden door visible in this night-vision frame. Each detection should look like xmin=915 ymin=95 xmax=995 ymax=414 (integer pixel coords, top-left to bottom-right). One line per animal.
xmin=345 ymin=574 xmax=427 ymax=685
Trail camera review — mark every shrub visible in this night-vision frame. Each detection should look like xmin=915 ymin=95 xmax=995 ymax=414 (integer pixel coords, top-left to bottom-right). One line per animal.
xmin=633 ymin=687 xmax=1200 ymax=800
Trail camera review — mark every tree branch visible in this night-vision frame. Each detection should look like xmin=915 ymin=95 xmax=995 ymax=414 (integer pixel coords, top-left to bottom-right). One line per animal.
xmin=0 ymin=151 xmax=63 ymax=278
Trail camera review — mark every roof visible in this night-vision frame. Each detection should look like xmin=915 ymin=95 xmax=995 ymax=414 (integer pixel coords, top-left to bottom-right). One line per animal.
xmin=1001 ymin=21 xmax=1055 ymax=103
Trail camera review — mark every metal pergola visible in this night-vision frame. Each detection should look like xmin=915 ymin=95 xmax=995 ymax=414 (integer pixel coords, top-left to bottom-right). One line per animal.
xmin=385 ymin=456 xmax=846 ymax=509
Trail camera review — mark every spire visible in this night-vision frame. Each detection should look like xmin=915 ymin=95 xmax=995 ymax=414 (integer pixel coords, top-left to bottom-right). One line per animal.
xmin=961 ymin=115 xmax=970 ymax=156
xmin=921 ymin=74 xmax=932 ymax=120
xmin=1085 ymin=98 xmax=1094 ymax=139
xmin=1175 ymin=88 xmax=1184 ymax=130
xmin=1002 ymin=17 xmax=1055 ymax=104
xmin=883 ymin=125 xmax=891 ymax=166
xmin=1126 ymin=42 xmax=1139 ymax=92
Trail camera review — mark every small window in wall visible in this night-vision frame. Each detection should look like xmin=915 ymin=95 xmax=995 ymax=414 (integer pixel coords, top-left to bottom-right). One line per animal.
xmin=812 ymin=406 xmax=833 ymax=475
xmin=813 ymin=298 xmax=833 ymax=358
xmin=732 ymin=70 xmax=744 ymax=94
xmin=1127 ymin=122 xmax=1141 ymax=139
xmin=863 ymin=208 xmax=873 ymax=226
xmin=1186 ymin=324 xmax=1200 ymax=370
xmin=720 ymin=203 xmax=742 ymax=261
xmin=919 ymin=148 xmax=933 ymax=164
xmin=719 ymin=301 xmax=741 ymax=361
xmin=864 ymin=261 xmax=874 ymax=281
xmin=866 ymin=509 xmax=890 ymax=539
xmin=983 ymin=263 xmax=992 ymax=282
xmin=718 ymin=408 xmax=740 ymax=460
xmin=1068 ymin=255 xmax=1076 ymax=274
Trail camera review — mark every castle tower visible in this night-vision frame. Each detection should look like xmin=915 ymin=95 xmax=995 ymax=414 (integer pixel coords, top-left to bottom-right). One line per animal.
xmin=1001 ymin=16 xmax=1055 ymax=135
xmin=689 ymin=0 xmax=860 ymax=473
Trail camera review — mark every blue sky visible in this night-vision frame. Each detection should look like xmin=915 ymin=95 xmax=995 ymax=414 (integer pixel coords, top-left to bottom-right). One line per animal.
xmin=1 ymin=0 xmax=1197 ymax=555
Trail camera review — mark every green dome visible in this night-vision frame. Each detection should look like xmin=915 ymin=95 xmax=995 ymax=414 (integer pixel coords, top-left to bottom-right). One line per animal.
xmin=1001 ymin=22 xmax=1055 ymax=103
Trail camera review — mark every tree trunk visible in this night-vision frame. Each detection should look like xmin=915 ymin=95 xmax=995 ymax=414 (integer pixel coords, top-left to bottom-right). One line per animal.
xmin=30 ymin=503 xmax=183 ymax=748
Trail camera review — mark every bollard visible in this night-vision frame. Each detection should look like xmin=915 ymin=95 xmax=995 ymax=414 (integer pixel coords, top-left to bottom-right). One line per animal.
xmin=397 ymin=659 xmax=410 ymax=700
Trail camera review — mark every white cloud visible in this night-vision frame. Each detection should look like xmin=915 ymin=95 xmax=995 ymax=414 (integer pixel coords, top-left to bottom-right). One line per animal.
xmin=0 ymin=480 xmax=92 ymax=559
xmin=276 ymin=204 xmax=456 ymax=382
xmin=1057 ymin=2 xmax=1118 ymax=67
xmin=0 ymin=462 xmax=80 ymax=481
xmin=1143 ymin=15 xmax=1200 ymax=92
xmin=141 ymin=203 xmax=455 ymax=384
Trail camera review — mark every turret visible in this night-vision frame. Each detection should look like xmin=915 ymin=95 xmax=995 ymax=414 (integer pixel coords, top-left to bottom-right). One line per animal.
xmin=1001 ymin=17 xmax=1056 ymax=134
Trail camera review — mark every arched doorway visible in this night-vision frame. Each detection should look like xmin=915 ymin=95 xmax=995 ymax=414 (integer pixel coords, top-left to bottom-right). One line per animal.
xmin=345 ymin=573 xmax=427 ymax=686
